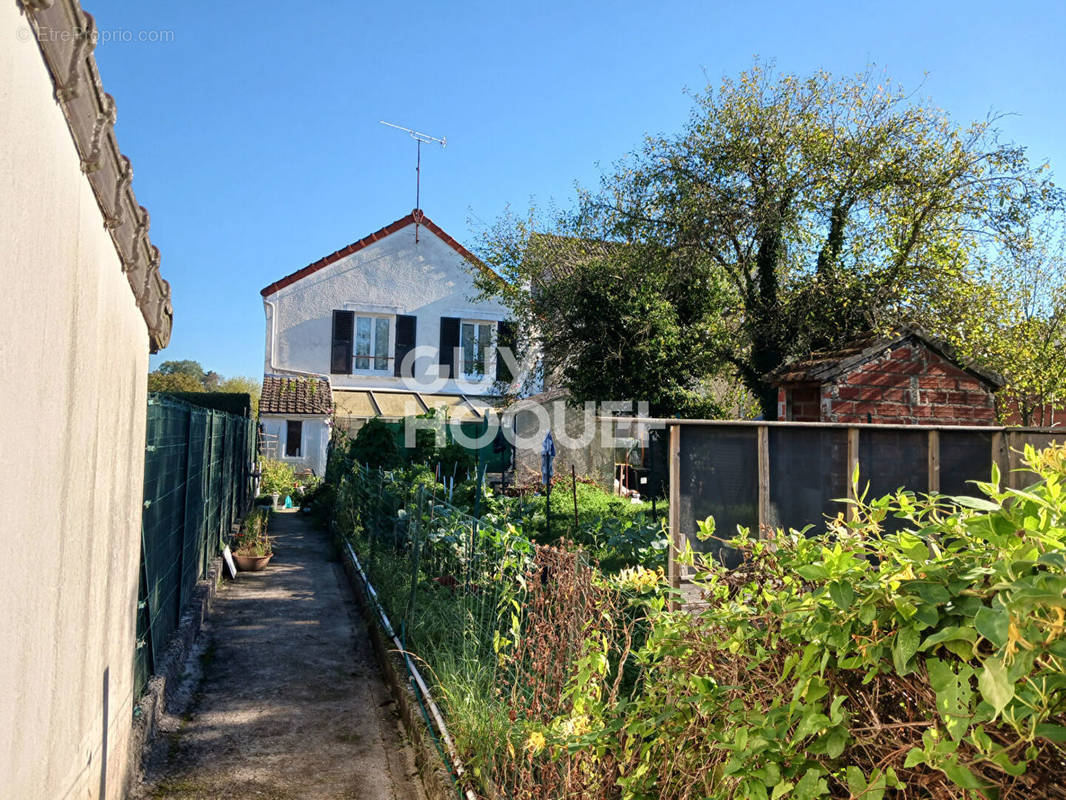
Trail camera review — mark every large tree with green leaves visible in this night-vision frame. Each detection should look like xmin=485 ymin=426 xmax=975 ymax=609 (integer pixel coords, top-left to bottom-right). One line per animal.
xmin=148 ymin=362 xmax=262 ymax=415
xmin=147 ymin=371 xmax=205 ymax=393
xmin=479 ymin=64 xmax=1059 ymax=419
xmin=935 ymin=212 xmax=1066 ymax=425
xmin=157 ymin=359 xmax=207 ymax=383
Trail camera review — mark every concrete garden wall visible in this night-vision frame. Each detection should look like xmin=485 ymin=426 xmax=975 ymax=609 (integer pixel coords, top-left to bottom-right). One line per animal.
xmin=0 ymin=4 xmax=163 ymax=797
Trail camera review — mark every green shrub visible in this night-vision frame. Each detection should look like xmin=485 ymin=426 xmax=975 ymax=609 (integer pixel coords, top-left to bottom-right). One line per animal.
xmin=508 ymin=477 xmax=669 ymax=570
xmin=259 ymin=458 xmax=295 ymax=497
xmin=550 ymin=444 xmax=1066 ymax=798
xmin=350 ymin=417 xmax=403 ymax=470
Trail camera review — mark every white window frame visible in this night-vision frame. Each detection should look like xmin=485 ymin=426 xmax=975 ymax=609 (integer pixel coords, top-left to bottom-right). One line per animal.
xmin=352 ymin=313 xmax=394 ymax=375
xmin=459 ymin=319 xmax=496 ymax=381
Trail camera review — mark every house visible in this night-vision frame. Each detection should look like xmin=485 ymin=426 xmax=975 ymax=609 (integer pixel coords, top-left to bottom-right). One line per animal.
xmin=260 ymin=209 xmax=520 ymax=469
xmin=2 ymin=1 xmax=171 ymax=797
xmin=259 ymin=375 xmax=333 ymax=476
xmin=769 ymin=328 xmax=1004 ymax=425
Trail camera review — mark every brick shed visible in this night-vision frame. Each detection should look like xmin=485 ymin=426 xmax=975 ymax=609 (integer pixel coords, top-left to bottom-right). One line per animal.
xmin=769 ymin=329 xmax=1004 ymax=425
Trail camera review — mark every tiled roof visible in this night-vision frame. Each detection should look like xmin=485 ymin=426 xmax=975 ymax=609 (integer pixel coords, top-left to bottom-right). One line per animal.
xmin=21 ymin=0 xmax=172 ymax=352
xmin=527 ymin=233 xmax=617 ymax=283
xmin=260 ymin=375 xmax=333 ymax=415
xmin=769 ymin=327 xmax=1004 ymax=388
xmin=260 ymin=209 xmax=501 ymax=297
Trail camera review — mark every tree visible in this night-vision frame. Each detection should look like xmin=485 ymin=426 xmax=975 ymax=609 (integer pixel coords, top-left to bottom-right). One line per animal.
xmin=148 ymin=364 xmax=262 ymax=415
xmin=218 ymin=376 xmax=262 ymax=417
xmin=480 ymin=64 xmax=1059 ymax=419
xmin=933 ymin=212 xmax=1066 ymax=425
xmin=157 ymin=360 xmax=207 ymax=384
xmin=148 ymin=371 xmax=205 ymax=393
xmin=479 ymin=224 xmax=733 ymax=416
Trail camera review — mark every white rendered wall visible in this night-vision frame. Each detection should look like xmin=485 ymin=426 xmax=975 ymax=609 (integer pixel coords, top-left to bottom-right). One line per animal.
xmin=260 ymin=415 xmax=330 ymax=477
xmin=263 ymin=225 xmax=509 ymax=396
xmin=0 ymin=8 xmax=151 ymax=799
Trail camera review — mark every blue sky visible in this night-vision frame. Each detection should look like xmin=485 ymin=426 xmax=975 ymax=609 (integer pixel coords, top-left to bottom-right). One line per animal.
xmin=86 ymin=0 xmax=1066 ymax=379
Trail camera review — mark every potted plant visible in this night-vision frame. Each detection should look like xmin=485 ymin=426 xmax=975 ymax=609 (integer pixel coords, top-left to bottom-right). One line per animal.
xmin=232 ymin=509 xmax=273 ymax=571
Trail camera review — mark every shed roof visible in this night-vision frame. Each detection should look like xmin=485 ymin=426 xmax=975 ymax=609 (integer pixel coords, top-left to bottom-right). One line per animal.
xmin=769 ymin=327 xmax=1004 ymax=389
xmin=260 ymin=375 xmax=333 ymax=416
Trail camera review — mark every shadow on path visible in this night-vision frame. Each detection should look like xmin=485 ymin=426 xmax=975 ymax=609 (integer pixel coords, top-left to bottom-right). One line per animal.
xmin=136 ymin=511 xmax=425 ymax=800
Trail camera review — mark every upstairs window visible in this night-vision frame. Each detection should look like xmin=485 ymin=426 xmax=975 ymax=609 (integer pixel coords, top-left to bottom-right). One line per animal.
xmin=354 ymin=315 xmax=391 ymax=373
xmin=460 ymin=321 xmax=495 ymax=378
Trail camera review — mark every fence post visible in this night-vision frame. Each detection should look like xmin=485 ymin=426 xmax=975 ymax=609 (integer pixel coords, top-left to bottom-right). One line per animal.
xmin=175 ymin=404 xmax=192 ymax=618
xmin=927 ymin=429 xmax=940 ymax=493
xmin=757 ymin=426 xmax=770 ymax=537
xmin=991 ymin=430 xmax=1005 ymax=488
xmin=1006 ymin=431 xmax=1021 ymax=489
xmin=668 ymin=423 xmax=681 ymax=596
xmin=846 ymin=427 xmax=860 ymax=520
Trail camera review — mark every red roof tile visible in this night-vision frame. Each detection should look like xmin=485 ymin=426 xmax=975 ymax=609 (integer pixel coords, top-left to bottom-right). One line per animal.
xmin=260 ymin=375 xmax=333 ymax=415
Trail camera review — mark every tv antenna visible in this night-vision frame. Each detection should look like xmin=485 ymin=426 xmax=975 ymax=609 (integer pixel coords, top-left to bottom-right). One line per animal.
xmin=380 ymin=121 xmax=447 ymax=242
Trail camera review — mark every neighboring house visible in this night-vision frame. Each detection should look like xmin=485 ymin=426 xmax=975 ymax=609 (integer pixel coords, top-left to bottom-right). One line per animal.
xmin=769 ymin=328 xmax=1003 ymax=426
xmin=260 ymin=209 xmax=520 ymax=468
xmin=259 ymin=375 xmax=333 ymax=476
xmin=2 ymin=2 xmax=172 ymax=797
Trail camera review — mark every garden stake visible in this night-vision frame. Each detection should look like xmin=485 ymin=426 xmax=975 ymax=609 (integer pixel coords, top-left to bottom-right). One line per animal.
xmin=571 ymin=464 xmax=579 ymax=531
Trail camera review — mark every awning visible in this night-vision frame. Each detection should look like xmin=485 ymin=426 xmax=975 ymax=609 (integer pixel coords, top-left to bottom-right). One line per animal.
xmin=332 ymin=389 xmax=498 ymax=422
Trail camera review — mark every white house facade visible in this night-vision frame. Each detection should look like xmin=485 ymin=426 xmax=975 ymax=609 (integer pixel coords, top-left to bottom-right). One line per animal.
xmin=260 ymin=210 xmax=521 ymax=470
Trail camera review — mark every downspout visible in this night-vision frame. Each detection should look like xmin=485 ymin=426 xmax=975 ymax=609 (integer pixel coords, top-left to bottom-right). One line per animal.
xmin=264 ymin=295 xmax=280 ymax=375
xmin=263 ymin=293 xmax=331 ymax=382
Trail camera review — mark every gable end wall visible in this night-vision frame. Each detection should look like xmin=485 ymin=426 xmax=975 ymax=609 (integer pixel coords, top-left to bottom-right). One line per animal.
xmin=821 ymin=341 xmax=996 ymax=425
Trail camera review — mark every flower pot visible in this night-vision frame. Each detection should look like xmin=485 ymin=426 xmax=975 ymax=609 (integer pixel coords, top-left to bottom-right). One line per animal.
xmin=233 ymin=553 xmax=273 ymax=571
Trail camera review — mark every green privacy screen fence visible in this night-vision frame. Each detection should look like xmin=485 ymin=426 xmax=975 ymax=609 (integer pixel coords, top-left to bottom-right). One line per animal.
xmin=134 ymin=394 xmax=254 ymax=697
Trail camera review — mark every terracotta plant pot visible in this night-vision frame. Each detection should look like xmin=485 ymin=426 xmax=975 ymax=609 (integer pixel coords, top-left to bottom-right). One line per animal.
xmin=233 ymin=553 xmax=273 ymax=571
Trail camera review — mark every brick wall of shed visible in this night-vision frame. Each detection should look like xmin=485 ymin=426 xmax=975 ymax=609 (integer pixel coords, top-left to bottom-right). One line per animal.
xmin=821 ymin=341 xmax=997 ymax=425
xmin=777 ymin=384 xmax=821 ymax=422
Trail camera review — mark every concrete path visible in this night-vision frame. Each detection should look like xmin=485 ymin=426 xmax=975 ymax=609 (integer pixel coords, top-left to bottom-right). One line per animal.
xmin=137 ymin=511 xmax=426 ymax=800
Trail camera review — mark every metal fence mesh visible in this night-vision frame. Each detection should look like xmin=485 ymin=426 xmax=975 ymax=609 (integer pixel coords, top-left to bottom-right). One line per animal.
xmin=768 ymin=427 xmax=849 ymax=532
xmin=674 ymin=422 xmax=1065 ymax=566
xmin=939 ymin=430 xmax=994 ymax=496
xmin=135 ymin=394 xmax=254 ymax=697
xmin=336 ymin=466 xmax=533 ymax=681
xmin=678 ymin=427 xmax=758 ymax=567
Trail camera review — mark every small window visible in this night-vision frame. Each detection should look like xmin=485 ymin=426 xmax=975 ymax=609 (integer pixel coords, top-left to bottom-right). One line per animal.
xmin=354 ymin=315 xmax=391 ymax=373
xmin=460 ymin=320 xmax=495 ymax=378
xmin=286 ymin=420 xmax=303 ymax=457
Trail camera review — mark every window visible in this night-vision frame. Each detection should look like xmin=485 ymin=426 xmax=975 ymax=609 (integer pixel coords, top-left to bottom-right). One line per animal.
xmin=460 ymin=321 xmax=495 ymax=378
xmin=354 ymin=315 xmax=391 ymax=372
xmin=285 ymin=420 xmax=303 ymax=457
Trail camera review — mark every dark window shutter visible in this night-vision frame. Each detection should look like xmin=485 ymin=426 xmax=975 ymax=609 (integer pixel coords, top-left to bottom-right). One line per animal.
xmin=331 ymin=310 xmax=354 ymax=374
xmin=285 ymin=420 xmax=303 ymax=457
xmin=394 ymin=315 xmax=417 ymax=377
xmin=496 ymin=320 xmax=516 ymax=383
xmin=439 ymin=317 xmax=460 ymax=378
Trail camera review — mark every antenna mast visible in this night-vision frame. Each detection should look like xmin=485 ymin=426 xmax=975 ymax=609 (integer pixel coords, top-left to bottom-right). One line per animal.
xmin=380 ymin=121 xmax=447 ymax=243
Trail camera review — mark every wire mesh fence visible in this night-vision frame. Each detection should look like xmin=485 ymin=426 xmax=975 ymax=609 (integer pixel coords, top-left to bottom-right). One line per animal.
xmin=330 ymin=457 xmax=645 ymax=797
xmin=135 ymin=394 xmax=254 ymax=696
xmin=334 ymin=464 xmax=534 ymax=690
